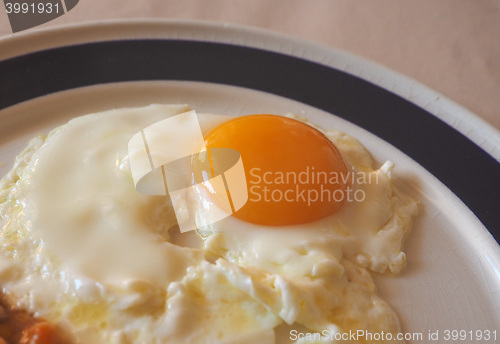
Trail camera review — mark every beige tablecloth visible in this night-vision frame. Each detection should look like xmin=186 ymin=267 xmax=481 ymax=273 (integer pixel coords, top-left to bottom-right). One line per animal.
xmin=1 ymin=0 xmax=499 ymax=130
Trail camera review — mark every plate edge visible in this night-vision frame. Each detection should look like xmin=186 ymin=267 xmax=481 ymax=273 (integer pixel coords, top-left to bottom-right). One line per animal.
xmin=1 ymin=18 xmax=499 ymax=161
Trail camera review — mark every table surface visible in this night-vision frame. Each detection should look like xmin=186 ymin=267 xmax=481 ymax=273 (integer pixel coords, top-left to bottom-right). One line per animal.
xmin=1 ymin=0 xmax=499 ymax=131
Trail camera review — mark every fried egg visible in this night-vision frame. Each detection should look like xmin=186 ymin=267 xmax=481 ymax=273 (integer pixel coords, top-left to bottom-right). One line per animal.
xmin=0 ymin=104 xmax=419 ymax=343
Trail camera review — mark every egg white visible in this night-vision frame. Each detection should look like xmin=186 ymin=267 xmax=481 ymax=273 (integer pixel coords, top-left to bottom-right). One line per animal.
xmin=0 ymin=105 xmax=418 ymax=344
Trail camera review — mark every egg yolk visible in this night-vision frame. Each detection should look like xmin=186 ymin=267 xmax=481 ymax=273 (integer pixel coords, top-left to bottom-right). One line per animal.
xmin=204 ymin=115 xmax=348 ymax=226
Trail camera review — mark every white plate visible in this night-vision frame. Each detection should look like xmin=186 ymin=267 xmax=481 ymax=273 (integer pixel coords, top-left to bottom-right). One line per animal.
xmin=0 ymin=20 xmax=499 ymax=343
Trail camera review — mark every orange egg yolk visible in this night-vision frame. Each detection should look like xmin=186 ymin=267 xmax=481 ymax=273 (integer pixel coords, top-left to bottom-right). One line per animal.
xmin=204 ymin=114 xmax=349 ymax=226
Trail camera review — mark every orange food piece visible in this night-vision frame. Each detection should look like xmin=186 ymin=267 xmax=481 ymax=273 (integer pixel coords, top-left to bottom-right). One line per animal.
xmin=19 ymin=322 xmax=68 ymax=344
xmin=0 ymin=296 xmax=69 ymax=344
xmin=205 ymin=114 xmax=348 ymax=226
